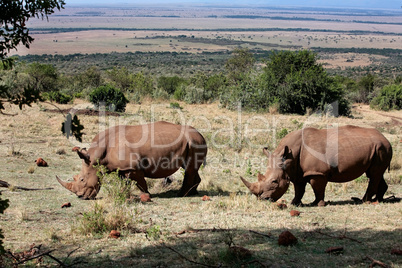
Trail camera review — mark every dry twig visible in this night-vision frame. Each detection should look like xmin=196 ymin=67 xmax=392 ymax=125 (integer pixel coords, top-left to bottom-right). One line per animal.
xmin=313 ymin=229 xmax=362 ymax=244
xmin=15 ymin=250 xmax=57 ymax=265
xmin=366 ymin=256 xmax=390 ymax=268
xmin=162 ymin=243 xmax=220 ymax=268
xmin=249 ymin=230 xmax=274 ymax=239
xmin=0 ymin=180 xmax=53 ymax=191
xmin=174 ymin=227 xmax=233 ymax=235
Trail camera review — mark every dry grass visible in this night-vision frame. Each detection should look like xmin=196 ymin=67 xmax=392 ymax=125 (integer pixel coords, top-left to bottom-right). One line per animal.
xmin=0 ymin=100 xmax=401 ymax=267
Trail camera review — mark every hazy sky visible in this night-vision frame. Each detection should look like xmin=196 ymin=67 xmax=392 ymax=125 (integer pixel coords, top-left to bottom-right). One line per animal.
xmin=64 ymin=0 xmax=402 ymax=10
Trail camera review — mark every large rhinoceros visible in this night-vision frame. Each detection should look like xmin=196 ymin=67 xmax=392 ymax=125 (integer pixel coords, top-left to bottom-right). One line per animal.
xmin=57 ymin=121 xmax=207 ymax=199
xmin=241 ymin=125 xmax=392 ymax=206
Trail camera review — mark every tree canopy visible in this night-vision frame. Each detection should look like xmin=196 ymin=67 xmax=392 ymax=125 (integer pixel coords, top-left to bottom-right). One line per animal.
xmin=260 ymin=50 xmax=350 ymax=116
xmin=0 ymin=0 xmax=65 ymax=58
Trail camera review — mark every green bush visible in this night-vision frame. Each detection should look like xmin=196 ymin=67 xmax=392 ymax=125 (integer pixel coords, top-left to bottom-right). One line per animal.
xmin=184 ymin=85 xmax=205 ymax=104
xmin=96 ymin=165 xmax=134 ymax=205
xmin=219 ymin=79 xmax=268 ymax=111
xmin=26 ymin=62 xmax=59 ymax=92
xmin=259 ymin=50 xmax=351 ymax=116
xmin=370 ymin=84 xmax=402 ymax=111
xmin=89 ymin=85 xmax=128 ymax=112
xmin=43 ymin=91 xmax=73 ymax=104
xmin=173 ymin=84 xmax=186 ymax=100
xmin=157 ymin=76 xmax=187 ymax=95
xmin=169 ymin=102 xmax=183 ymax=109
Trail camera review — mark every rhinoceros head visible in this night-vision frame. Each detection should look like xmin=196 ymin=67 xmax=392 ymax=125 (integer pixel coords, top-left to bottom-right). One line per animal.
xmin=57 ymin=148 xmax=100 ymax=200
xmin=241 ymin=146 xmax=293 ymax=201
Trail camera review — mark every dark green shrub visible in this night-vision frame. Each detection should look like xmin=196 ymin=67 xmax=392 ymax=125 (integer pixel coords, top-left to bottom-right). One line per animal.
xmin=370 ymin=84 xmax=402 ymax=111
xmin=220 ymin=80 xmax=264 ymax=111
xmin=169 ymin=102 xmax=182 ymax=109
xmin=26 ymin=62 xmax=59 ymax=92
xmin=173 ymin=84 xmax=186 ymax=100
xmin=157 ymin=76 xmax=187 ymax=95
xmin=43 ymin=91 xmax=73 ymax=104
xmin=89 ymin=85 xmax=128 ymax=112
xmin=184 ymin=85 xmax=204 ymax=104
xmin=259 ymin=50 xmax=350 ymax=116
xmin=276 ymin=128 xmax=289 ymax=140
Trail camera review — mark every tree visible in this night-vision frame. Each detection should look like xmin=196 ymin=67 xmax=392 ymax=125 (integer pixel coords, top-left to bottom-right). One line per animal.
xmin=131 ymin=72 xmax=154 ymax=97
xmin=370 ymin=84 xmax=402 ymax=111
xmin=89 ymin=85 xmax=129 ymax=112
xmin=0 ymin=0 xmax=65 ymax=58
xmin=225 ymin=48 xmax=255 ymax=83
xmin=157 ymin=76 xmax=187 ymax=95
xmin=260 ymin=50 xmax=350 ymax=116
xmin=1 ymin=0 xmax=66 ymax=108
xmin=78 ymin=66 xmax=103 ymax=89
xmin=26 ymin=62 xmax=59 ymax=92
xmin=107 ymin=66 xmax=133 ymax=92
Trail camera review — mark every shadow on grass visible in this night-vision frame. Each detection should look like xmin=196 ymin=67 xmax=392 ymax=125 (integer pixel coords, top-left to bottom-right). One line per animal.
xmin=151 ymin=189 xmax=232 ymax=199
xmin=326 ymin=195 xmax=401 ymax=206
xmin=24 ymin=227 xmax=402 ymax=268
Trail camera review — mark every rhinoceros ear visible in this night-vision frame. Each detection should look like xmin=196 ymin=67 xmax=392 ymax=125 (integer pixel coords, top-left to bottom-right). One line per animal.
xmin=263 ymin=147 xmax=270 ymax=157
xmin=280 ymin=146 xmax=292 ymax=159
xmin=279 ymin=146 xmax=293 ymax=170
xmin=76 ymin=148 xmax=91 ymax=165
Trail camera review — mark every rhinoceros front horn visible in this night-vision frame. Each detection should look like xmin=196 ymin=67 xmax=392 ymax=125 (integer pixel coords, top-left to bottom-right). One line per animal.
xmin=56 ymin=176 xmax=74 ymax=192
xmin=240 ymin=176 xmax=260 ymax=196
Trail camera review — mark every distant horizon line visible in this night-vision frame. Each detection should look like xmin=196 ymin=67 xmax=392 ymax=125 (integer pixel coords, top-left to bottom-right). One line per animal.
xmin=63 ymin=2 xmax=402 ymax=11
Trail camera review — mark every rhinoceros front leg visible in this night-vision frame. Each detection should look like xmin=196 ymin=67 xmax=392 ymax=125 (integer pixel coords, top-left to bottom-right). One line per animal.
xmin=125 ymin=170 xmax=150 ymax=196
xmin=291 ymin=181 xmax=307 ymax=206
xmin=309 ymin=176 xmax=327 ymax=207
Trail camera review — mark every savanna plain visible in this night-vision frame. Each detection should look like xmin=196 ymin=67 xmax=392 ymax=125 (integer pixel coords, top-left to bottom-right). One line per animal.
xmin=0 ymin=100 xmax=401 ymax=267
xmin=1 ymin=4 xmax=402 ymax=268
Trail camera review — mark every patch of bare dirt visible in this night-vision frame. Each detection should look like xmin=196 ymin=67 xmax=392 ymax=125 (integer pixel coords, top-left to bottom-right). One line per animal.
xmin=356 ymin=105 xmax=402 ymax=126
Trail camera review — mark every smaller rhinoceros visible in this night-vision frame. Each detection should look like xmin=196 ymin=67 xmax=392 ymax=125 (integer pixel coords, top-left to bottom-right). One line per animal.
xmin=241 ymin=125 xmax=392 ymax=206
xmin=57 ymin=121 xmax=207 ymax=199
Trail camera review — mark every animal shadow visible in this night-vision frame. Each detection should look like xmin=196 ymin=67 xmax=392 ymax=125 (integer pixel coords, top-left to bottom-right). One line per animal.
xmin=152 ymin=189 xmax=231 ymax=199
xmin=326 ymin=195 xmax=400 ymax=206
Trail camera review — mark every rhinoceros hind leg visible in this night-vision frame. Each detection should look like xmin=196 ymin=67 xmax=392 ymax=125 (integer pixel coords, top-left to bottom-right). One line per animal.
xmin=376 ymin=177 xmax=388 ymax=202
xmin=178 ymin=171 xmax=200 ymax=197
xmin=362 ymin=175 xmax=381 ymax=202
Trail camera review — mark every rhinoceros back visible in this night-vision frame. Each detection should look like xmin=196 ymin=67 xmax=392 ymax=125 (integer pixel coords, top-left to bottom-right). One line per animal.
xmin=295 ymin=125 xmax=392 ymax=182
xmin=88 ymin=121 xmax=207 ymax=177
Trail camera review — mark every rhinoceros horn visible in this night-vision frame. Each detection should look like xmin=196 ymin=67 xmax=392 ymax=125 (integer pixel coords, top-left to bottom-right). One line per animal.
xmin=240 ymin=176 xmax=260 ymax=196
xmin=56 ymin=176 xmax=74 ymax=192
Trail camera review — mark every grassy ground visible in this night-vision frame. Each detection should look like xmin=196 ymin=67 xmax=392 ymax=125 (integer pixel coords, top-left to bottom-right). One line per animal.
xmin=0 ymin=100 xmax=401 ymax=267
